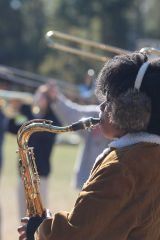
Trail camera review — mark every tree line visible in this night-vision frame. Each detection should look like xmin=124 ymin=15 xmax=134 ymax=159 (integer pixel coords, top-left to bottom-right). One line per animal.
xmin=0 ymin=0 xmax=160 ymax=86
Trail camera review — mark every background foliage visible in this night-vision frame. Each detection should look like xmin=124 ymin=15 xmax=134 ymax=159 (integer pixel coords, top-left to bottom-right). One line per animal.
xmin=0 ymin=0 xmax=160 ymax=86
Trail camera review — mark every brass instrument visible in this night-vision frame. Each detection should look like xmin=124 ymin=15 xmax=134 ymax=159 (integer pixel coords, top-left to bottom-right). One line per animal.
xmin=17 ymin=117 xmax=100 ymax=217
xmin=45 ymin=30 xmax=130 ymax=62
xmin=0 ymin=89 xmax=33 ymax=104
xmin=140 ymin=47 xmax=160 ymax=56
xmin=0 ymin=89 xmax=33 ymax=117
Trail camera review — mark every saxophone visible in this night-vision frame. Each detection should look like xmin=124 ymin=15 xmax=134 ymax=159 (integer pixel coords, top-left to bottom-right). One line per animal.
xmin=17 ymin=117 xmax=100 ymax=217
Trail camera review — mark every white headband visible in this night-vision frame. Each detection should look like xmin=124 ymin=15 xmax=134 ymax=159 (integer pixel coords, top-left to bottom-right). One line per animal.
xmin=134 ymin=62 xmax=150 ymax=90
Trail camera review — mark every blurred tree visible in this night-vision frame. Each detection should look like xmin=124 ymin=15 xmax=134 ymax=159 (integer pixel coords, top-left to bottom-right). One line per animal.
xmin=1 ymin=0 xmax=159 ymax=89
xmin=53 ymin=0 xmax=136 ymax=50
xmin=19 ymin=0 xmax=47 ymax=70
xmin=142 ymin=0 xmax=160 ymax=39
xmin=0 ymin=0 xmax=23 ymax=65
xmin=0 ymin=0 xmax=47 ymax=71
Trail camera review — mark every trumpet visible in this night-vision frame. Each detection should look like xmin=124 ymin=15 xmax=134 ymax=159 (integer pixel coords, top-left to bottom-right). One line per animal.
xmin=45 ymin=30 xmax=130 ymax=62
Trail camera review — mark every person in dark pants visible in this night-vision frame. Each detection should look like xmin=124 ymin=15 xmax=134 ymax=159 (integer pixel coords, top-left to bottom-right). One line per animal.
xmin=8 ymin=85 xmax=61 ymax=218
xmin=0 ymin=109 xmax=8 ymax=174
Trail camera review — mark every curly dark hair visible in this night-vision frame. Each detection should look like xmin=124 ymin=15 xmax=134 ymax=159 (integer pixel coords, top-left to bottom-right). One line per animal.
xmin=95 ymin=52 xmax=160 ymax=134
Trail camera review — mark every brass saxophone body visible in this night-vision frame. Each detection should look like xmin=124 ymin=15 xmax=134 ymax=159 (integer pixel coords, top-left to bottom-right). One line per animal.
xmin=17 ymin=117 xmax=100 ymax=217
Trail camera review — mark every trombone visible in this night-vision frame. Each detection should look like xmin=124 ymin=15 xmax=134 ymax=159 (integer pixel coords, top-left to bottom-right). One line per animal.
xmin=45 ymin=30 xmax=130 ymax=62
xmin=0 ymin=64 xmax=80 ymax=98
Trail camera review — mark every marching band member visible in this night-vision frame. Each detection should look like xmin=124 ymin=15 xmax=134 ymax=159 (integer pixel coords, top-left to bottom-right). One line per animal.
xmin=18 ymin=51 xmax=160 ymax=239
xmin=45 ymin=79 xmax=110 ymax=190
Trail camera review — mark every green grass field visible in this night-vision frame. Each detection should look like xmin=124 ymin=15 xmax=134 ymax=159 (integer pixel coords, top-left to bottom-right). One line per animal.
xmin=1 ymin=133 xmax=79 ymax=240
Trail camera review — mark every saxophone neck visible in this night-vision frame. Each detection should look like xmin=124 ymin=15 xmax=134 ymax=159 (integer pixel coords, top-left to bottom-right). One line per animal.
xmin=17 ymin=117 xmax=100 ymax=148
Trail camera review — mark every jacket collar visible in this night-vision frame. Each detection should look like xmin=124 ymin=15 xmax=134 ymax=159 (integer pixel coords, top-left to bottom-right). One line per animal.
xmin=93 ymin=132 xmax=160 ymax=167
xmin=109 ymin=132 xmax=160 ymax=149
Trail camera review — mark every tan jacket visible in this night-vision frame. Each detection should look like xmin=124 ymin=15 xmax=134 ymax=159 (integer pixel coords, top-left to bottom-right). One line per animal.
xmin=38 ymin=142 xmax=160 ymax=239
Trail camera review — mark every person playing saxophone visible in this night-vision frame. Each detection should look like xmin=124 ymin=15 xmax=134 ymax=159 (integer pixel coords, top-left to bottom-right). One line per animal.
xmin=18 ymin=51 xmax=160 ymax=240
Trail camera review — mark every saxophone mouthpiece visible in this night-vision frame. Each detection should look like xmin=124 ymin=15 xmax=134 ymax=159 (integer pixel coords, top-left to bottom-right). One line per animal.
xmin=71 ymin=117 xmax=100 ymax=131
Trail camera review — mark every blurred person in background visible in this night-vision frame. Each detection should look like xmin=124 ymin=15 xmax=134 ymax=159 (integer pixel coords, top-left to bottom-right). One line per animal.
xmin=8 ymin=84 xmax=61 ymax=218
xmin=0 ymin=103 xmax=9 ymax=240
xmin=45 ymin=79 xmax=110 ymax=190
xmin=78 ymin=69 xmax=95 ymax=104
xmin=0 ymin=112 xmax=7 ymax=174
xmin=0 ymin=91 xmax=14 ymax=175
